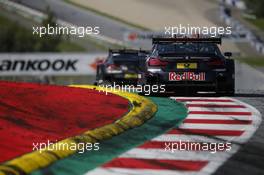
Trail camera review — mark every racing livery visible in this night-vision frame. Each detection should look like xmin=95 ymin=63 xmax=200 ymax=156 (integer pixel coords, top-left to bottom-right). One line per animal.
xmin=140 ymin=37 xmax=235 ymax=95
xmin=95 ymin=49 xmax=149 ymax=85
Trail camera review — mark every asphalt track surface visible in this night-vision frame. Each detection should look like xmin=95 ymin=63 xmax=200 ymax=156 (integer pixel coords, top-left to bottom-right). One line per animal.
xmin=6 ymin=0 xmax=264 ymax=174
xmin=215 ymin=96 xmax=264 ymax=175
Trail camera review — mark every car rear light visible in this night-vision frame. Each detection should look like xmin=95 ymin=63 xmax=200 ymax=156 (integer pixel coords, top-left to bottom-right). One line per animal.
xmin=106 ymin=64 xmax=122 ymax=73
xmin=107 ymin=64 xmax=119 ymax=69
xmin=148 ymin=57 xmax=168 ymax=67
xmin=207 ymin=59 xmax=224 ymax=66
xmin=120 ymin=65 xmax=128 ymax=71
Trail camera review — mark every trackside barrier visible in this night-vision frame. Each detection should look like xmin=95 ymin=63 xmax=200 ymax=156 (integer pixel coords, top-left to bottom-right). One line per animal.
xmin=0 ymin=85 xmax=157 ymax=175
xmin=0 ymin=53 xmax=107 ymax=76
xmin=221 ymin=0 xmax=246 ymax=10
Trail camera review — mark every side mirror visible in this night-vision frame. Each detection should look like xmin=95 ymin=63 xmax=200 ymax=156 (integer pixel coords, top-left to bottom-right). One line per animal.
xmin=224 ymin=52 xmax=232 ymax=58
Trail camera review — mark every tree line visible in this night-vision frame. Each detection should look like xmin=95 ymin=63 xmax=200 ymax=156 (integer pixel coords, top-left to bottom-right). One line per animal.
xmin=0 ymin=8 xmax=62 ymax=52
xmin=244 ymin=0 xmax=264 ymax=18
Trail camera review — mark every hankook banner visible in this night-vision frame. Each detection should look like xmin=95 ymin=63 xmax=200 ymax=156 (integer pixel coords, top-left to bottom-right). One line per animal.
xmin=0 ymin=53 xmax=107 ymax=76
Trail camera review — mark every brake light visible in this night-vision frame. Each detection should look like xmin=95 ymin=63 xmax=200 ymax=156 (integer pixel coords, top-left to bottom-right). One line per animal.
xmin=148 ymin=57 xmax=168 ymax=67
xmin=207 ymin=59 xmax=224 ymax=66
xmin=107 ymin=64 xmax=119 ymax=69
xmin=106 ymin=64 xmax=122 ymax=73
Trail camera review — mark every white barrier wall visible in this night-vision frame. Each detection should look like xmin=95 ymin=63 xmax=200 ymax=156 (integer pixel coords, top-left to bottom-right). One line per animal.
xmin=0 ymin=53 xmax=107 ymax=76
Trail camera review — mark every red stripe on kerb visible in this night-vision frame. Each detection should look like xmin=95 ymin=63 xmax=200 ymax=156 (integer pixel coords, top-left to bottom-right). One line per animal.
xmin=138 ymin=141 xmax=167 ymax=149
xmin=183 ymin=119 xmax=252 ymax=125
xmin=189 ymin=111 xmax=252 ymax=115
xmin=176 ymin=99 xmax=233 ymax=102
xmin=168 ymin=129 xmax=244 ymax=136
xmin=103 ymin=158 xmax=208 ymax=171
xmin=186 ymin=104 xmax=245 ymax=108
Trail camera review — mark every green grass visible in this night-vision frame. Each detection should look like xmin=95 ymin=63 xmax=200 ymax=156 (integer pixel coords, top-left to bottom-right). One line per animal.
xmin=235 ymin=57 xmax=264 ymax=67
xmin=246 ymin=18 xmax=264 ymax=30
xmin=0 ymin=14 xmax=86 ymax=52
xmin=64 ymin=0 xmax=150 ymax=31
xmin=0 ymin=14 xmax=11 ymax=25
xmin=57 ymin=41 xmax=86 ymax=52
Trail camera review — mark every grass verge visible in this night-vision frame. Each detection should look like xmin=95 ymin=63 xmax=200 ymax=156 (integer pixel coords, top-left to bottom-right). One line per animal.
xmin=246 ymin=18 xmax=264 ymax=31
xmin=0 ymin=14 xmax=86 ymax=52
xmin=57 ymin=41 xmax=86 ymax=52
xmin=235 ymin=57 xmax=264 ymax=67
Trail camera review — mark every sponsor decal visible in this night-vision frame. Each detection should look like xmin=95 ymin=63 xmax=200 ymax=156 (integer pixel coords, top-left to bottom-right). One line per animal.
xmin=169 ymin=72 xmax=205 ymax=81
xmin=0 ymin=59 xmax=77 ymax=72
xmin=127 ymin=33 xmax=138 ymax=41
xmin=0 ymin=53 xmax=107 ymax=75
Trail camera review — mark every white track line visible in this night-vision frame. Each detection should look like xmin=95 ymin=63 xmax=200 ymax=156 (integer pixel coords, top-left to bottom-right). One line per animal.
xmin=88 ymin=168 xmax=199 ymax=175
xmin=186 ymin=114 xmax=250 ymax=120
xmin=153 ymin=134 xmax=235 ymax=143
xmin=119 ymin=148 xmax=235 ymax=161
xmin=183 ymin=101 xmax=238 ymax=105
xmin=188 ymin=107 xmax=249 ymax=112
xmin=179 ymin=123 xmax=249 ymax=130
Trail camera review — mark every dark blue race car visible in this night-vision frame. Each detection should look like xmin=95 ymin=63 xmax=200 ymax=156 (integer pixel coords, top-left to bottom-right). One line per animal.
xmin=95 ymin=49 xmax=149 ymax=85
xmin=140 ymin=37 xmax=235 ymax=96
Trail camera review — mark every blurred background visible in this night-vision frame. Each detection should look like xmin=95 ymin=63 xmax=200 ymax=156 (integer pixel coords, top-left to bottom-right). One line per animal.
xmin=0 ymin=0 xmax=264 ymax=89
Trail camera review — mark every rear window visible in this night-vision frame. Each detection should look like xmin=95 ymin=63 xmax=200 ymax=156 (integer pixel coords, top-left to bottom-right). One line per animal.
xmin=156 ymin=43 xmax=221 ymax=56
xmin=112 ymin=53 xmax=144 ymax=61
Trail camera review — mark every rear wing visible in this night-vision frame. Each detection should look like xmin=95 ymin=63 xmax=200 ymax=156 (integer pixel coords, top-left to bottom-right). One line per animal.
xmin=152 ymin=37 xmax=222 ymax=45
xmin=109 ymin=49 xmax=150 ymax=55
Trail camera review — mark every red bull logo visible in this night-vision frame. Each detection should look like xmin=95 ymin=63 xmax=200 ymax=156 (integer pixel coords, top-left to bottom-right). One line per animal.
xmin=169 ymin=72 xmax=205 ymax=81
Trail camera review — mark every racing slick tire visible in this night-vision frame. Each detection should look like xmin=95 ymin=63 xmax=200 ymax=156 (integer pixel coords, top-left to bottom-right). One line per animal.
xmin=216 ymin=59 xmax=235 ymax=96
xmin=95 ymin=67 xmax=106 ymax=85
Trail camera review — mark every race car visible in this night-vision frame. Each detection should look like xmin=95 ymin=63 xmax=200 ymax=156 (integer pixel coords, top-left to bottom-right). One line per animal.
xmin=140 ymin=37 xmax=235 ymax=95
xmin=95 ymin=49 xmax=149 ymax=85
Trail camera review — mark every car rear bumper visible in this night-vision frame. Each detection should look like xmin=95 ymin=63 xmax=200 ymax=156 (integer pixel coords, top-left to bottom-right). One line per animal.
xmin=144 ymin=71 xmax=233 ymax=91
xmin=105 ymin=73 xmax=139 ymax=85
xmin=163 ymin=82 xmax=217 ymax=92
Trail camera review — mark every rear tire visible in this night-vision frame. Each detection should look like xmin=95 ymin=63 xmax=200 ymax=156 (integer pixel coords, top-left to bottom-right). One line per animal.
xmin=224 ymin=89 xmax=235 ymax=96
xmin=216 ymin=59 xmax=235 ymax=96
xmin=226 ymin=59 xmax=235 ymax=96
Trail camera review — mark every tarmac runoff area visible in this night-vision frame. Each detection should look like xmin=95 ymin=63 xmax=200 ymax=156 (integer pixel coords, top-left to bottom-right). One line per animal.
xmin=69 ymin=0 xmax=242 ymax=54
xmin=69 ymin=0 xmax=216 ymax=29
